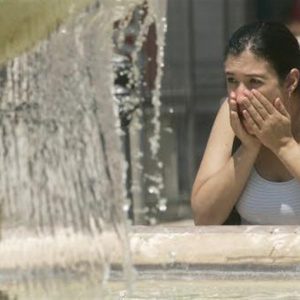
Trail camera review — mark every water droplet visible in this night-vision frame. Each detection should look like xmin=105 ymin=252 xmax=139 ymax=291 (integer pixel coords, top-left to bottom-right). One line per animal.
xmin=158 ymin=198 xmax=167 ymax=211
xmin=149 ymin=217 xmax=157 ymax=225
xmin=158 ymin=203 xmax=167 ymax=212
xmin=148 ymin=185 xmax=158 ymax=194
xmin=123 ymin=200 xmax=131 ymax=212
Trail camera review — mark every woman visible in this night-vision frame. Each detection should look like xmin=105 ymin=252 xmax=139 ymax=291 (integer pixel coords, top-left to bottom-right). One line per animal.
xmin=191 ymin=21 xmax=300 ymax=225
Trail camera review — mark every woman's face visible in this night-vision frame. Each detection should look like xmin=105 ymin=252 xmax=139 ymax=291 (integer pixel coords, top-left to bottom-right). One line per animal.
xmin=224 ymin=49 xmax=287 ymax=114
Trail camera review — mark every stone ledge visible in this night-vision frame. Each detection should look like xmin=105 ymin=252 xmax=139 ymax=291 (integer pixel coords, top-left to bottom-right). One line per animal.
xmin=129 ymin=226 xmax=300 ymax=266
xmin=0 ymin=226 xmax=300 ymax=271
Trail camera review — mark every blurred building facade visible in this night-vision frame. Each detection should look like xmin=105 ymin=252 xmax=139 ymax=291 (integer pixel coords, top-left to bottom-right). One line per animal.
xmin=156 ymin=0 xmax=299 ymax=222
xmin=157 ymin=0 xmax=254 ymax=221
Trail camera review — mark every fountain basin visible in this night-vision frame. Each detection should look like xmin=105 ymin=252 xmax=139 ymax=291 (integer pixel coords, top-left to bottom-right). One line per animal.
xmin=128 ymin=226 xmax=300 ymax=268
xmin=1 ymin=226 xmax=300 ymax=273
xmin=1 ymin=225 xmax=300 ymax=299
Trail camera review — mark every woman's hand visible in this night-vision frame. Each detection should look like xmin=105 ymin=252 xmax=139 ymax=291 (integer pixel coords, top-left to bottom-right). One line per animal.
xmin=228 ymin=91 xmax=261 ymax=151
xmin=241 ymin=89 xmax=294 ymax=154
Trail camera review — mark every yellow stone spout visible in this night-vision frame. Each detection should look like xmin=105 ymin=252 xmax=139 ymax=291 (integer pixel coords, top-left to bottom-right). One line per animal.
xmin=0 ymin=0 xmax=94 ymax=65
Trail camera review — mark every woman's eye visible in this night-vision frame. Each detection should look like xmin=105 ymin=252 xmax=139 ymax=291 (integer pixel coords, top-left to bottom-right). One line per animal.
xmin=250 ymin=78 xmax=263 ymax=85
xmin=226 ymin=77 xmax=237 ymax=84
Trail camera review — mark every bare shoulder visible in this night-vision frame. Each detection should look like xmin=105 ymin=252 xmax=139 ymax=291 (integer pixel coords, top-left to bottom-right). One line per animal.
xmin=193 ymin=99 xmax=235 ymax=186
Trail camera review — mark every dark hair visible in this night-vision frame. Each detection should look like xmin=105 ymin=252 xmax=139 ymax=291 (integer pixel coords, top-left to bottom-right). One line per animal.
xmin=225 ymin=21 xmax=300 ymax=86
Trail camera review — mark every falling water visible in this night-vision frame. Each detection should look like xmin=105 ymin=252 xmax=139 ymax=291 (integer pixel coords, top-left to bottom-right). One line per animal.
xmin=0 ymin=0 xmax=167 ymax=298
xmin=113 ymin=0 xmax=168 ymax=225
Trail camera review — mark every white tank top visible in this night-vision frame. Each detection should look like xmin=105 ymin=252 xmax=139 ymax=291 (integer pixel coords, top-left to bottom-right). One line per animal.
xmin=236 ymin=168 xmax=300 ymax=225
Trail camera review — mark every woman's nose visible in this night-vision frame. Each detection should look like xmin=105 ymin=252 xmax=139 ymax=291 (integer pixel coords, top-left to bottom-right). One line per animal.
xmin=235 ymin=84 xmax=249 ymax=102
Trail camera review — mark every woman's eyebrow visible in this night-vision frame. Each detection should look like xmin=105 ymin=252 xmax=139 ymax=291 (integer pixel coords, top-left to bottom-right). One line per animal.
xmin=245 ymin=73 xmax=267 ymax=79
xmin=225 ymin=71 xmax=267 ymax=79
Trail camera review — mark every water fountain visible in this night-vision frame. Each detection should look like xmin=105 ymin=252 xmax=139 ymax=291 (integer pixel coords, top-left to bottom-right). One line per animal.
xmin=0 ymin=0 xmax=151 ymax=298
xmin=0 ymin=0 xmax=300 ymax=299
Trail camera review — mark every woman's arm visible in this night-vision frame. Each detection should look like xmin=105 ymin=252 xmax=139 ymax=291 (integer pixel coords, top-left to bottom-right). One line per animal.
xmin=276 ymin=138 xmax=300 ymax=181
xmin=191 ymin=99 xmax=260 ymax=225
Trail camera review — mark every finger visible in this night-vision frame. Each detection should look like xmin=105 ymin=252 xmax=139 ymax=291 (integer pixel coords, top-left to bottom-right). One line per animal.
xmin=230 ymin=109 xmax=239 ymax=121
xmin=243 ymin=90 xmax=268 ymax=120
xmin=242 ymin=109 xmax=260 ymax=134
xmin=229 ymin=103 xmax=241 ymax=126
xmin=251 ymin=89 xmax=275 ymax=114
xmin=228 ymin=98 xmax=238 ymax=113
xmin=230 ymin=109 xmax=241 ymax=129
xmin=230 ymin=91 xmax=236 ymax=100
xmin=274 ymin=98 xmax=289 ymax=117
xmin=229 ymin=99 xmax=244 ymax=126
xmin=242 ymin=97 xmax=264 ymax=128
